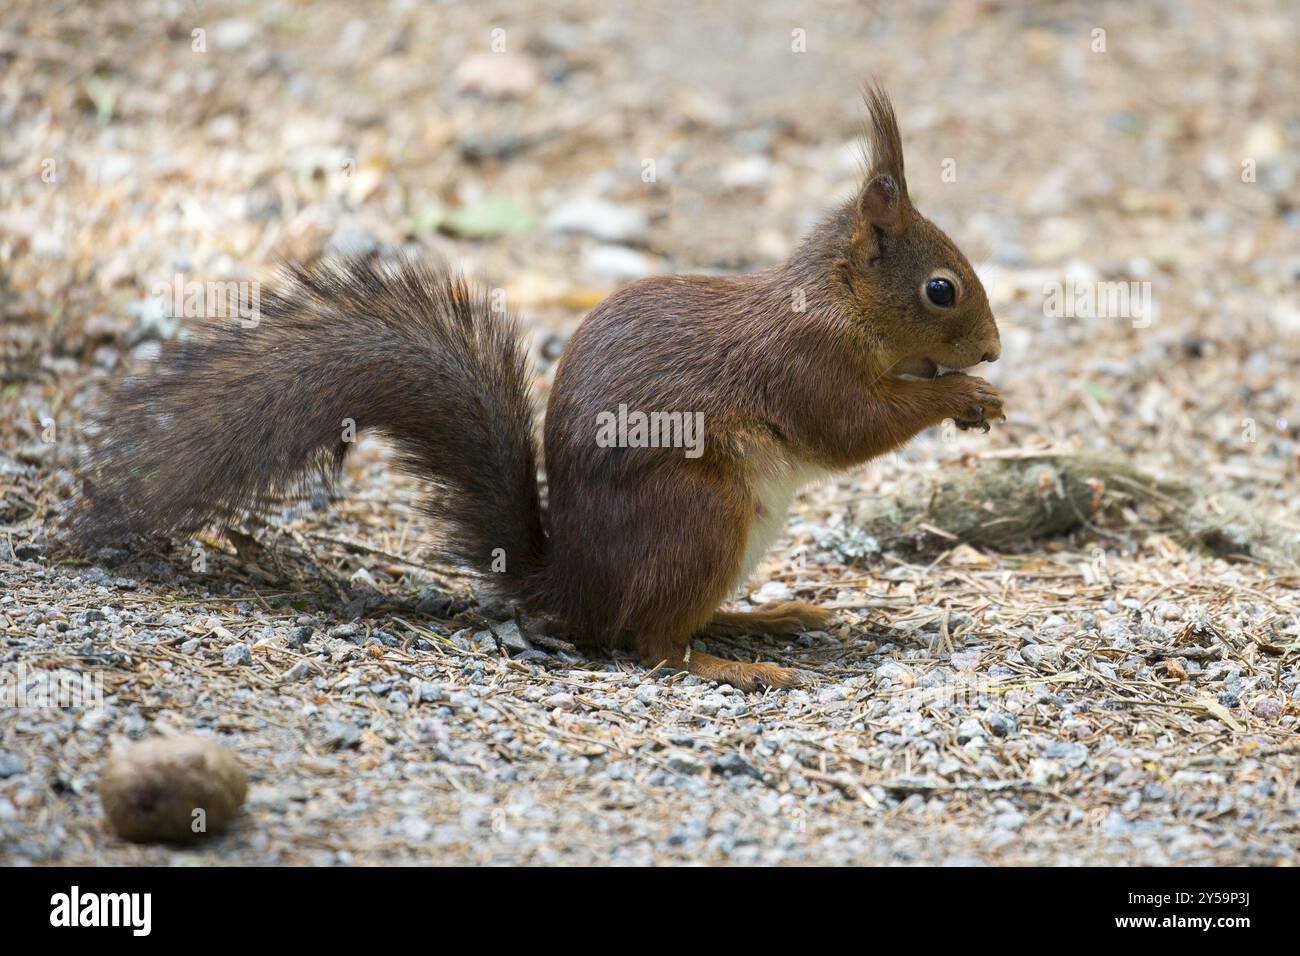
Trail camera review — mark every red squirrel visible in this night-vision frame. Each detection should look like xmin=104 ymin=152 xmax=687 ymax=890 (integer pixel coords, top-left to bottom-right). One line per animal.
xmin=69 ymin=86 xmax=1003 ymax=690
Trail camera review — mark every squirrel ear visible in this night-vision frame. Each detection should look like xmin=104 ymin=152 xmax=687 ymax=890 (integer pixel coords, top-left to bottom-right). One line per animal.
xmin=857 ymin=82 xmax=909 ymax=232
xmin=858 ymin=174 xmax=902 ymax=231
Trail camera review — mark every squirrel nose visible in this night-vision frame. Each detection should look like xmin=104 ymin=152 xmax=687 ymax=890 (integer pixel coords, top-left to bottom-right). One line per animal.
xmin=980 ymin=313 xmax=1001 ymax=363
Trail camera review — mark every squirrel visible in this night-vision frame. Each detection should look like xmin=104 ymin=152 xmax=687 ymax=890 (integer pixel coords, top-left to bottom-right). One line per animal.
xmin=68 ymin=86 xmax=1003 ymax=690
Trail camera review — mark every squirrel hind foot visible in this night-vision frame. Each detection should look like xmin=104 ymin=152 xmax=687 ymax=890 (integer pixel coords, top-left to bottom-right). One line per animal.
xmin=637 ymin=629 xmax=805 ymax=692
xmin=686 ymin=650 xmax=804 ymax=691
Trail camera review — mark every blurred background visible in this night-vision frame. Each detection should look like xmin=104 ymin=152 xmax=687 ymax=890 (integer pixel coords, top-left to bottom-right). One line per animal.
xmin=3 ymin=0 xmax=1297 ymax=499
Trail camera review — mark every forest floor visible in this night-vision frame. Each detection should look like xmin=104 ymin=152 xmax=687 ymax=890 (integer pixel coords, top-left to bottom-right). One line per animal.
xmin=2 ymin=0 xmax=1298 ymax=864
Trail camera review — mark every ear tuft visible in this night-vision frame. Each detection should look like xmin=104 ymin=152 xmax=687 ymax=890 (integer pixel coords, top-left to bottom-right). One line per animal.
xmin=860 ymin=81 xmax=908 ymax=207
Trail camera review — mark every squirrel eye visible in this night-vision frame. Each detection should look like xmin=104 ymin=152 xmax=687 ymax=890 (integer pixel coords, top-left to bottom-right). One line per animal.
xmin=925 ymin=277 xmax=956 ymax=308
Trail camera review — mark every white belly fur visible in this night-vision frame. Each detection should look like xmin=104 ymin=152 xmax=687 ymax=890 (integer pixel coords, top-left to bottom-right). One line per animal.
xmin=731 ymin=449 xmax=831 ymax=596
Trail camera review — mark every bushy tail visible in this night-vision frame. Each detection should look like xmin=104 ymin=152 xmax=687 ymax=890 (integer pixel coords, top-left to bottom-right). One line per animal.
xmin=66 ymin=256 xmax=547 ymax=592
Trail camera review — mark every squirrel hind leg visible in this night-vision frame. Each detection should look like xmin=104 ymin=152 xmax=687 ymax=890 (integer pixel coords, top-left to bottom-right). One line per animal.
xmin=635 ymin=630 xmax=804 ymax=692
xmin=705 ymin=600 xmax=834 ymax=636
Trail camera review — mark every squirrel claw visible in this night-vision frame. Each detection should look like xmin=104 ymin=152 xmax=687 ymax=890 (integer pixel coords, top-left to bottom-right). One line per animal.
xmin=954 ymin=404 xmax=989 ymax=431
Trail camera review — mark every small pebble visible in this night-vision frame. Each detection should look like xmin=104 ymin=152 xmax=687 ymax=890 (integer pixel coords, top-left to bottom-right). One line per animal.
xmin=222 ymin=643 xmax=253 ymax=667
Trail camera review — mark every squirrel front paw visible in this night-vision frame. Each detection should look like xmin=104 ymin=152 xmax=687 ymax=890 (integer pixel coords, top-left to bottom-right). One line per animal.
xmin=940 ymin=374 xmax=1005 ymax=433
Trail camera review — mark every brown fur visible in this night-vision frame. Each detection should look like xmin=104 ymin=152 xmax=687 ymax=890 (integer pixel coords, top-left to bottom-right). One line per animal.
xmin=67 ymin=262 xmax=546 ymax=596
xmin=67 ymin=87 xmax=1003 ymax=691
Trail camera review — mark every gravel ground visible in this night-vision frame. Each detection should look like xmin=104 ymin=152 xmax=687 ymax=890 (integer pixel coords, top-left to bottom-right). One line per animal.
xmin=2 ymin=0 xmax=1299 ymax=865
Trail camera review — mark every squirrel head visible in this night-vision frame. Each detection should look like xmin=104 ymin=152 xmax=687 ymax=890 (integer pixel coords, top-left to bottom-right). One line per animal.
xmin=837 ymin=84 xmax=1000 ymax=379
